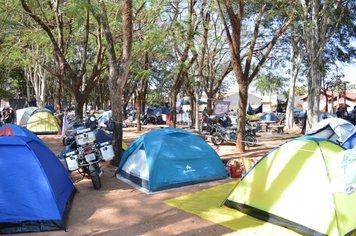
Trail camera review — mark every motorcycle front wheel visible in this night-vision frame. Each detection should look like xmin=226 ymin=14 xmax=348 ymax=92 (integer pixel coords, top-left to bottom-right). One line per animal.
xmin=211 ymin=133 xmax=224 ymax=145
xmin=91 ymin=175 xmax=102 ymax=190
xmin=245 ymin=135 xmax=257 ymax=147
xmin=62 ymin=136 xmax=71 ymax=146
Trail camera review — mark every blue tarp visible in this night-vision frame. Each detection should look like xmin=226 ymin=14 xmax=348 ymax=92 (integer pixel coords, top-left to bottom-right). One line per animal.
xmin=146 ymin=106 xmax=170 ymax=116
xmin=45 ymin=104 xmax=56 ymax=113
xmin=94 ymin=129 xmax=113 ymax=143
xmin=0 ymin=135 xmax=75 ymax=233
xmin=116 ymin=128 xmax=227 ymax=192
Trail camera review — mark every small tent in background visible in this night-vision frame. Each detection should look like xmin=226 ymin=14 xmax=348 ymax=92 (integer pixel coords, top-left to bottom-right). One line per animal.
xmin=116 ymin=128 xmax=227 ymax=192
xmin=26 ymin=107 xmax=59 ymax=134
xmin=342 ymin=128 xmax=356 ymax=149
xmin=224 ymin=137 xmax=356 ymax=236
xmin=16 ymin=106 xmax=37 ymax=126
xmin=16 ymin=107 xmax=60 ymax=134
xmin=0 ymin=135 xmax=75 ymax=234
xmin=306 ymin=117 xmax=354 ymax=144
xmin=258 ymin=112 xmax=279 ymax=122
xmin=97 ymin=110 xmax=112 ymax=127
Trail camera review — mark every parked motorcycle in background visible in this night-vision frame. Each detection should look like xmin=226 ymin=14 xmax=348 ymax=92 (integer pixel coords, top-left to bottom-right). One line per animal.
xmin=210 ymin=121 xmax=257 ymax=147
xmin=142 ymin=113 xmax=165 ymax=125
xmin=61 ymin=116 xmax=115 ymax=190
xmin=61 ymin=116 xmax=84 ymax=145
xmin=202 ymin=115 xmax=219 ymax=135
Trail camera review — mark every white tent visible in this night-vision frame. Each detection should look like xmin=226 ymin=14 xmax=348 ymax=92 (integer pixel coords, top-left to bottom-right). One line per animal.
xmin=16 ymin=107 xmax=37 ymax=126
xmin=97 ymin=110 xmax=112 ymax=127
xmin=306 ymin=117 xmax=355 ymax=143
xmin=223 ymin=92 xmax=262 ymax=111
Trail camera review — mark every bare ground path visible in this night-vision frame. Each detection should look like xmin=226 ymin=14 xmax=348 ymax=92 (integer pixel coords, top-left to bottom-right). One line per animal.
xmin=17 ymin=126 xmax=301 ymax=236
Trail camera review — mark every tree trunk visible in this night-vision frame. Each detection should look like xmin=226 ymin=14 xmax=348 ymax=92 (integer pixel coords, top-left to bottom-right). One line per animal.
xmin=215 ymin=0 xmax=293 ymax=153
xmin=169 ymin=0 xmax=197 ymax=128
xmin=136 ymin=52 xmax=149 ymax=131
xmin=99 ymin=0 xmax=132 ymax=166
xmin=53 ymin=78 xmax=62 ymax=112
xmin=206 ymin=96 xmax=213 ymax=115
xmin=136 ymin=99 xmax=142 ymax=130
xmin=302 ymin=0 xmax=323 ymax=132
xmin=170 ymin=88 xmax=178 ymax=128
xmin=109 ymin=82 xmax=124 ymax=166
xmin=285 ymin=30 xmax=303 ymax=131
xmin=306 ymin=60 xmax=321 ymax=131
xmin=74 ymin=94 xmax=85 ymax=119
xmin=21 ymin=0 xmax=105 ymax=117
xmin=236 ymin=80 xmax=248 ymax=152
xmin=24 ymin=68 xmax=32 ymax=103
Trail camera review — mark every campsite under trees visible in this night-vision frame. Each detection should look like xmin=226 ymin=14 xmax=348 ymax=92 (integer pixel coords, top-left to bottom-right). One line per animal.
xmin=0 ymin=0 xmax=355 ymax=160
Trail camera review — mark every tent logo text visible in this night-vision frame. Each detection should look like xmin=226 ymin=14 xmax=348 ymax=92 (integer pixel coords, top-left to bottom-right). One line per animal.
xmin=183 ymin=165 xmax=196 ymax=173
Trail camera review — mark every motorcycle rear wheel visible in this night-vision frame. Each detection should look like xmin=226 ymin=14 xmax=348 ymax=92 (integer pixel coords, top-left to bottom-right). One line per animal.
xmin=211 ymin=134 xmax=224 ymax=145
xmin=91 ymin=175 xmax=102 ymax=190
xmin=245 ymin=135 xmax=257 ymax=147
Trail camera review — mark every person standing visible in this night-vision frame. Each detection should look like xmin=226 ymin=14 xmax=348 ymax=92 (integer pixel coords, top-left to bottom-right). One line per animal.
xmin=9 ymin=107 xmax=15 ymax=124
xmin=0 ymin=108 xmax=3 ymax=126
xmin=351 ymin=106 xmax=356 ymax=125
xmin=221 ymin=112 xmax=232 ymax=127
xmin=336 ymin=107 xmax=343 ymax=118
xmin=2 ymin=107 xmax=12 ymax=124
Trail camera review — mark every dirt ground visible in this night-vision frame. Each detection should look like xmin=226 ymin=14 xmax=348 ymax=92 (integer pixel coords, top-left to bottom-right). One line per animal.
xmin=21 ymin=126 xmax=301 ymax=236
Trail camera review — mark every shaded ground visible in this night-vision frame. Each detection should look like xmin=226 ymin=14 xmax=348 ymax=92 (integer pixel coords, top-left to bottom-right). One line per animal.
xmin=21 ymin=126 xmax=301 ymax=236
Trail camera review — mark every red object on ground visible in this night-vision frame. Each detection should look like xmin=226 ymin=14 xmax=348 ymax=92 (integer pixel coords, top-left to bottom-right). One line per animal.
xmin=166 ymin=114 xmax=170 ymax=125
xmin=229 ymin=165 xmax=242 ymax=178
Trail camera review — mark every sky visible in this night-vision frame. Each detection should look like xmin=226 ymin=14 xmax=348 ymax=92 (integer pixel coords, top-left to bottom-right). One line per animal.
xmin=342 ymin=63 xmax=356 ymax=84
xmin=342 ymin=39 xmax=356 ymax=84
xmin=227 ymin=62 xmax=356 ymax=93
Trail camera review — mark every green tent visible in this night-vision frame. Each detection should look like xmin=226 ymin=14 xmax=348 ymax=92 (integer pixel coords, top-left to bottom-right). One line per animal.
xmin=225 ymin=137 xmax=356 ymax=236
xmin=16 ymin=107 xmax=59 ymax=135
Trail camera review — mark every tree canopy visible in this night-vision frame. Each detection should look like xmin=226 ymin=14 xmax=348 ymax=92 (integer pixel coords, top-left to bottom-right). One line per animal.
xmin=0 ymin=0 xmax=355 ymax=154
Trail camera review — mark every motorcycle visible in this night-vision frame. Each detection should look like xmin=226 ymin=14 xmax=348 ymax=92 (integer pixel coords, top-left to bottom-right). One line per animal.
xmin=61 ymin=116 xmax=86 ymax=146
xmin=63 ymin=127 xmax=115 ymax=190
xmin=211 ymin=123 xmax=257 ymax=147
xmin=61 ymin=116 xmax=115 ymax=190
xmin=142 ymin=113 xmax=164 ymax=125
xmin=62 ymin=115 xmax=98 ymax=146
xmin=202 ymin=115 xmax=219 ymax=134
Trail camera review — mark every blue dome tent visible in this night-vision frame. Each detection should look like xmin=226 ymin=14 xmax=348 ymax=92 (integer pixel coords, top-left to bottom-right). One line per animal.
xmin=259 ymin=112 xmax=279 ymax=122
xmin=0 ymin=123 xmax=43 ymax=143
xmin=0 ymin=135 xmax=75 ymax=234
xmin=116 ymin=128 xmax=227 ymax=192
